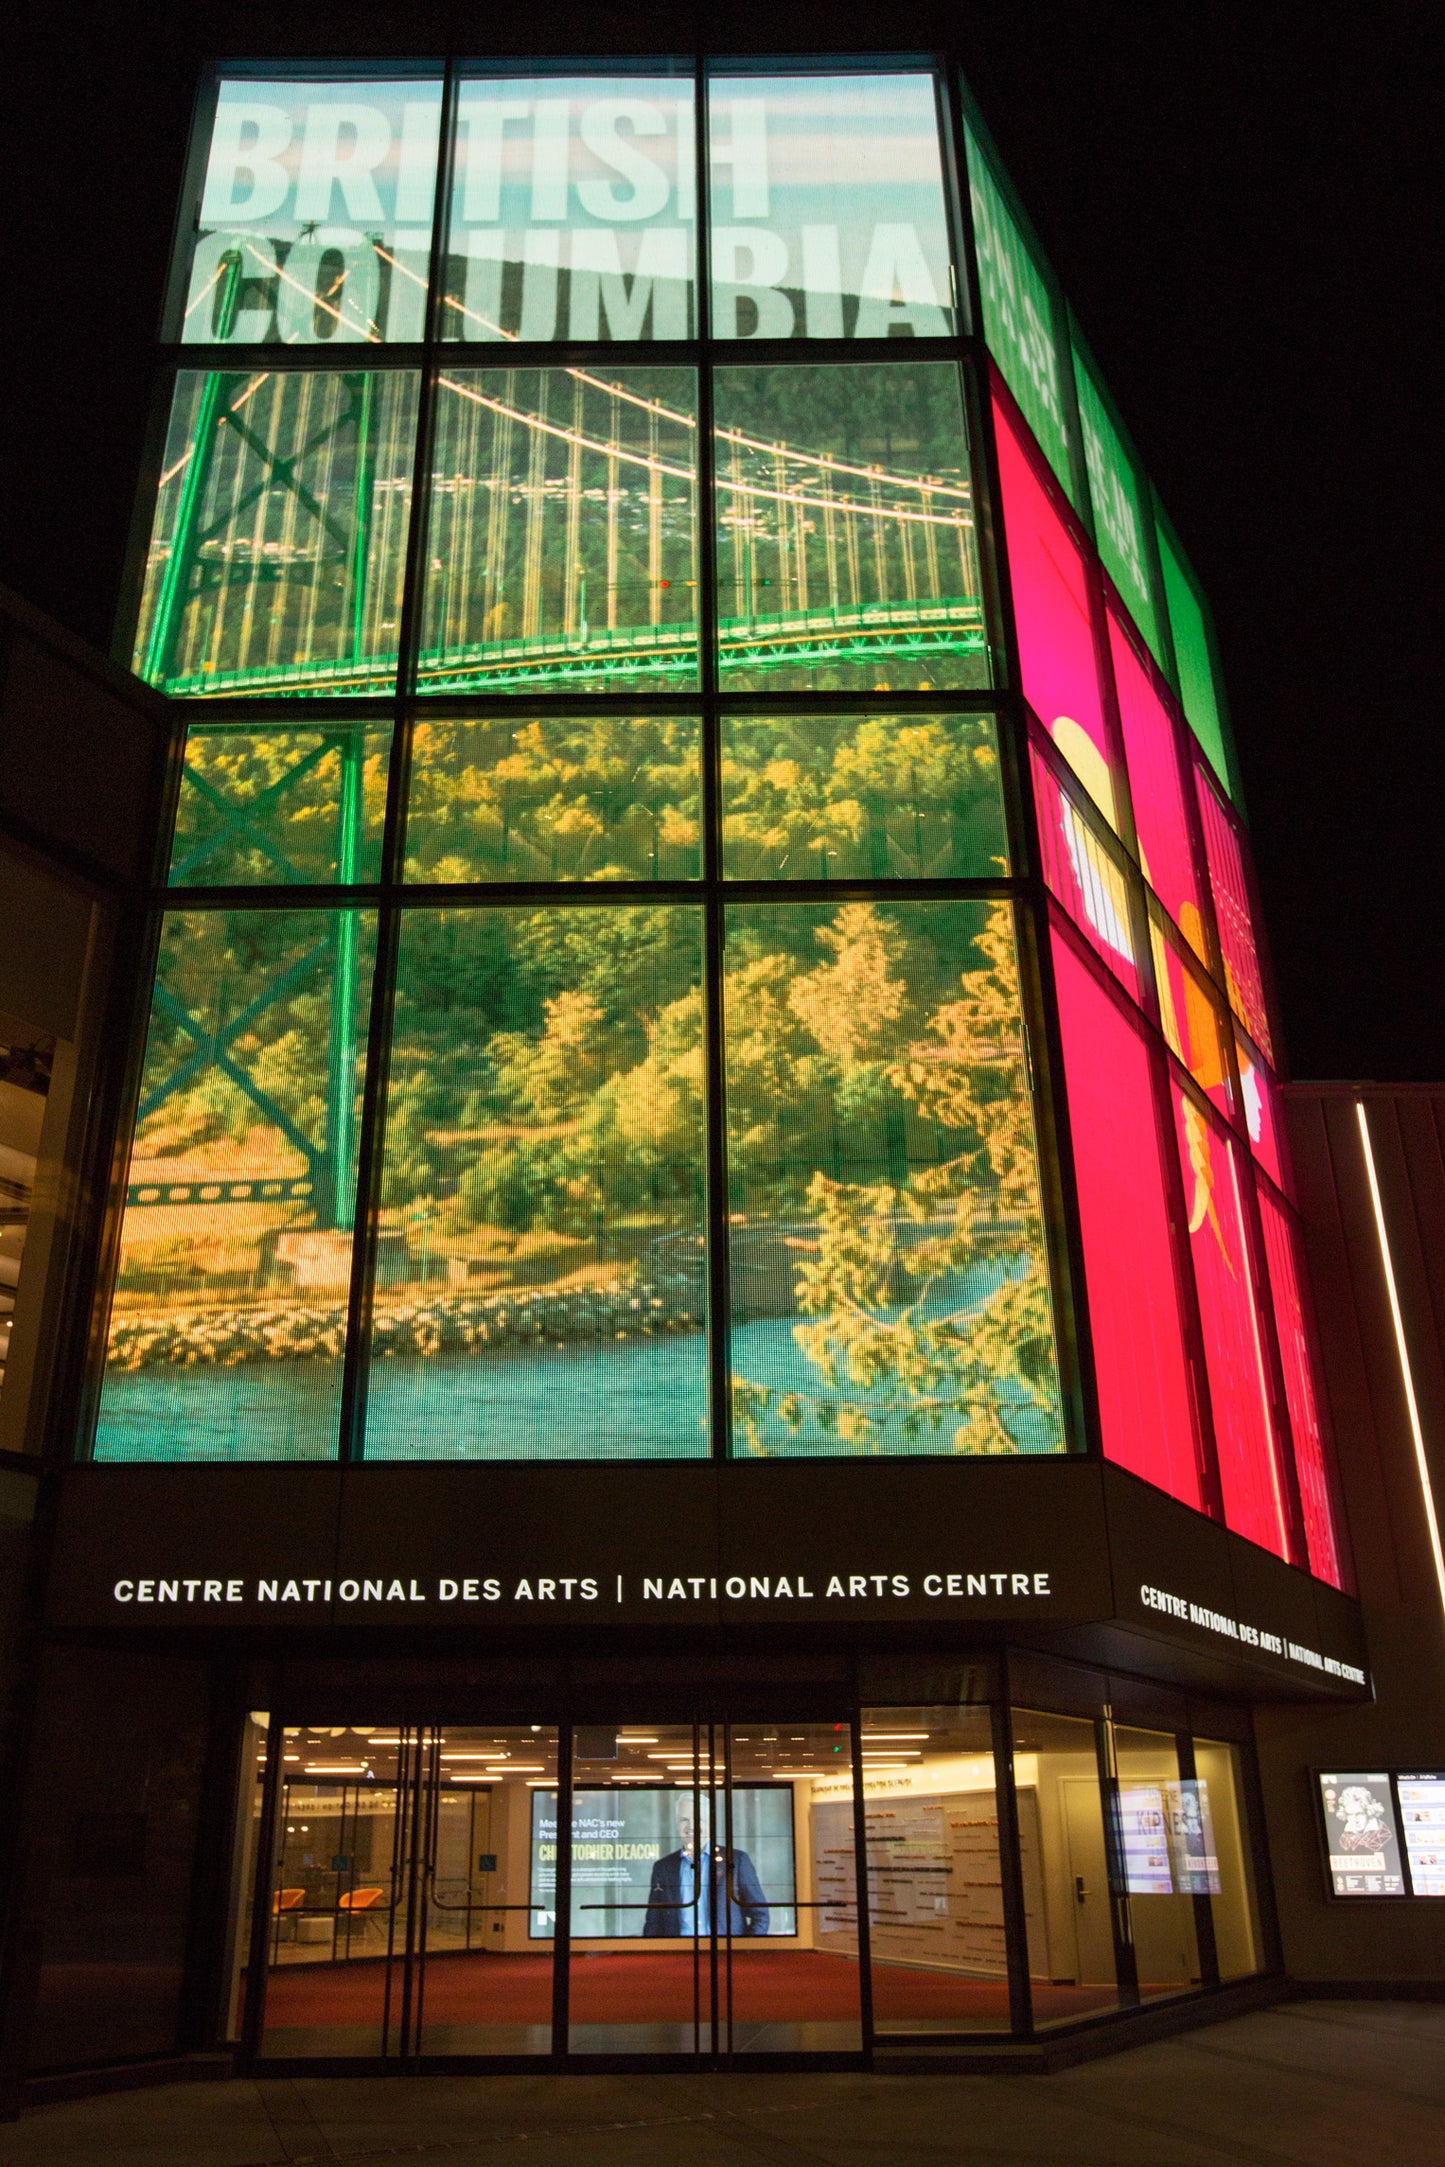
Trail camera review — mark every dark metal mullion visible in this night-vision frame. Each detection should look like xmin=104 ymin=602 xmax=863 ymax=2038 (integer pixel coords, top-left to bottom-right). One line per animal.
xmin=1095 ymin=1709 xmax=1140 ymax=2007
xmin=238 ymin=1712 xmax=286 ymax=2069
xmin=847 ymin=1699 xmax=876 ymax=2062
xmin=696 ymin=56 xmax=732 ymax=1471
xmin=336 ymin=63 xmax=458 ymax=1467
xmin=551 ymin=1722 xmax=574 ymax=2060
xmin=1174 ymin=1731 xmax=1220 ymax=1989
xmin=991 ymin=1662 xmax=1034 ymax=2037
xmin=158 ymin=873 xmax=1026 ymax=912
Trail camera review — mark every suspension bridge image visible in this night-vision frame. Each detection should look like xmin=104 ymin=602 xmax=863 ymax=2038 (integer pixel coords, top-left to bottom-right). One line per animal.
xmin=135 ymin=364 xmax=989 ymax=696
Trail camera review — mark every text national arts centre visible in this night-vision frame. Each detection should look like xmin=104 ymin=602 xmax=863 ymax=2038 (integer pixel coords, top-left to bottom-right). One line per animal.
xmin=0 ymin=35 xmax=1442 ymax=2105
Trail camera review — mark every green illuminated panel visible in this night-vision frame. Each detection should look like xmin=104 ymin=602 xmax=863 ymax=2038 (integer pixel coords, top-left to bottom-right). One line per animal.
xmin=720 ymin=712 xmax=1007 ymax=879
xmin=725 ymin=897 xmax=1062 ymax=1456
xmin=134 ymin=370 xmax=418 ymax=697
xmin=963 ymin=125 xmax=1072 ymax=498
xmin=170 ymin=720 xmax=390 ymax=885
xmin=405 ymin=715 xmax=701 ymax=881
xmin=1157 ymin=521 xmax=1234 ymax=797
xmin=419 ymin=366 xmax=699 ymax=695
xmin=95 ymin=907 xmax=376 ymax=1461
xmin=712 ymin=362 xmax=989 ymax=692
xmin=180 ymin=76 xmax=443 ymax=346
xmin=1071 ymin=347 xmax=1162 ymax=663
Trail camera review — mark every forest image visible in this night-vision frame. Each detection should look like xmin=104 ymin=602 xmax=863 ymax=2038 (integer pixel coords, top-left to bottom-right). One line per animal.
xmin=99 ymin=707 xmax=1058 ymax=1462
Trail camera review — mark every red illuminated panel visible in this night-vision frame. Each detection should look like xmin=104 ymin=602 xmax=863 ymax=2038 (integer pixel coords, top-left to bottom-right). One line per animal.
xmin=1235 ymin=1029 xmax=1285 ymax=1192
xmin=1172 ymin=1082 xmax=1291 ymax=1558
xmin=1195 ymin=768 xmax=1273 ymax=1061
xmin=1108 ymin=612 xmax=1206 ymax=955
xmin=1033 ymin=748 xmax=1139 ymax=1001
xmin=994 ymin=393 xmax=1117 ymax=829
xmin=1258 ymin=1190 xmax=1347 ymax=1588
xmin=1051 ymin=929 xmax=1202 ymax=1507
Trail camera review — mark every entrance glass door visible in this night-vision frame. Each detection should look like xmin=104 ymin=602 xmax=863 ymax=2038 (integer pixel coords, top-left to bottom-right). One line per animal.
xmin=563 ymin=1720 xmax=863 ymax=2059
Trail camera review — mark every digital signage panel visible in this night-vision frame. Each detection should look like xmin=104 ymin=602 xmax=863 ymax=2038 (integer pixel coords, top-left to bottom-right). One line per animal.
xmin=529 ymin=1785 xmax=797 ymax=1938
xmin=1318 ymin=1772 xmax=1406 ymax=1896
xmin=1397 ymin=1774 xmax=1445 ymax=1896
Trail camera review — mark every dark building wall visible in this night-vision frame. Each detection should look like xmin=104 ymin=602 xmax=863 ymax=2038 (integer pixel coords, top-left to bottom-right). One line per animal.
xmin=1254 ymin=1087 xmax=1445 ymax=1984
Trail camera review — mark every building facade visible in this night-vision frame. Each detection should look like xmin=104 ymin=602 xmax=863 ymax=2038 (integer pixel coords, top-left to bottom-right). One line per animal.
xmin=4 ymin=48 xmax=1437 ymax=2097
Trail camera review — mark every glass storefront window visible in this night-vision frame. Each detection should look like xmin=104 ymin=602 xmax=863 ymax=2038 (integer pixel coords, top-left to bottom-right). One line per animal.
xmin=860 ymin=1705 xmax=1010 ymax=2033
xmin=361 ymin=905 xmax=707 ymax=1461
xmin=1011 ymin=1708 xmax=1121 ymax=2026
xmin=179 ymin=77 xmax=445 ymax=346
xmin=1194 ymin=770 xmax=1274 ymax=1062
xmin=1051 ymin=930 xmax=1203 ymax=1510
xmin=1071 ymin=347 xmax=1162 ymax=666
xmin=993 ymin=395 xmax=1115 ymax=828
xmin=725 ymin=898 xmax=1062 ymax=1459
xmin=442 ymin=75 xmax=695 ymax=342
xmin=1108 ymin=611 xmax=1206 ymax=956
xmin=707 ymin=72 xmax=955 ymax=341
xmin=1032 ymin=748 xmax=1139 ymax=1003
xmin=419 ymin=366 xmax=699 ymax=695
xmin=963 ymin=128 xmax=1072 ymax=496
xmin=1171 ymin=1083 xmax=1292 ymax=1559
xmin=133 ymin=370 xmax=419 ymax=698
xmin=170 ymin=720 xmax=390 ymax=886
xmin=0 ymin=1024 xmax=57 ymax=1432
xmin=405 ymin=716 xmax=701 ymax=882
xmin=1111 ymin=1725 xmax=1203 ymax=2001
xmin=1258 ymin=1191 xmax=1347 ymax=1589
xmin=720 ymin=712 xmax=1007 ymax=881
xmin=713 ymin=362 xmax=987 ymax=693
xmin=1191 ymin=1738 xmax=1263 ymax=1980
xmin=95 ymin=907 xmax=376 ymax=1462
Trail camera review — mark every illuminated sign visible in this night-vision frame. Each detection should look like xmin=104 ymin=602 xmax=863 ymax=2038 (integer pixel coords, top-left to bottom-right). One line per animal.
xmin=529 ymin=1785 xmax=796 ymax=1939
xmin=1397 ymin=1774 xmax=1445 ymax=1897
xmin=1318 ymin=1772 xmax=1406 ymax=1896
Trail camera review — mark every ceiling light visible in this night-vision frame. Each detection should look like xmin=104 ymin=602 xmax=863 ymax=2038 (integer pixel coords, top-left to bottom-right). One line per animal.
xmin=861 ymin=1732 xmax=930 ymax=1741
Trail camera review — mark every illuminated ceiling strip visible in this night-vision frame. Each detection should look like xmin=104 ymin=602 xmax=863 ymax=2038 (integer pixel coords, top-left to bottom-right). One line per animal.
xmin=1357 ymin=1100 xmax=1445 ymax=1624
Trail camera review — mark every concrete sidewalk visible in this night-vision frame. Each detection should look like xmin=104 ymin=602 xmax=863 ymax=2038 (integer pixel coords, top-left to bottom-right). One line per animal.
xmin=5 ymin=2002 xmax=1443 ymax=2166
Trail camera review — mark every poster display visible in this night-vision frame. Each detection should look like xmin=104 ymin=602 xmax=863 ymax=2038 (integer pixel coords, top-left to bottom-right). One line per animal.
xmin=1397 ymin=1774 xmax=1445 ymax=1897
xmin=529 ymin=1785 xmax=796 ymax=1938
xmin=1119 ymin=1779 xmax=1221 ymax=1896
xmin=1318 ymin=1772 xmax=1406 ymax=1896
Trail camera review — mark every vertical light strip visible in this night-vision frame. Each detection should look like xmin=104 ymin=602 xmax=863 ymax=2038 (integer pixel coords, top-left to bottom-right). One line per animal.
xmin=1356 ymin=1100 xmax=1445 ymax=1624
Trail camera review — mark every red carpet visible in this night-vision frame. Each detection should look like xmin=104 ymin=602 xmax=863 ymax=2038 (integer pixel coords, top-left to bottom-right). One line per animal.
xmin=261 ymin=1949 xmax=1109 ymax=2030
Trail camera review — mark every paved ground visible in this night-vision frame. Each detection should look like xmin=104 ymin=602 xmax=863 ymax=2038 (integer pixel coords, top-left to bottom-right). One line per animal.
xmin=4 ymin=2002 xmax=1444 ymax=2166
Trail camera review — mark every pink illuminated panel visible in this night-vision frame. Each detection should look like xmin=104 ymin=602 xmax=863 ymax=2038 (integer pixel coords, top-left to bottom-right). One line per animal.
xmin=1195 ymin=768 xmax=1273 ymax=1061
xmin=1258 ymin=1190 xmax=1347 ymax=1588
xmin=1051 ymin=928 xmax=1202 ymax=1507
xmin=1150 ymin=906 xmax=1234 ymax=1123
xmin=1235 ymin=1029 xmax=1285 ymax=1191
xmin=1172 ymin=1083 xmax=1291 ymax=1558
xmin=994 ymin=392 xmax=1117 ymax=828
xmin=1033 ymin=748 xmax=1139 ymax=1001
xmin=1108 ymin=612 xmax=1206 ymax=955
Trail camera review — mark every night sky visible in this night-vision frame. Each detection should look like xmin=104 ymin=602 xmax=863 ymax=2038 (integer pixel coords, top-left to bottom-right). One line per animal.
xmin=5 ymin=3 xmax=1440 ymax=1080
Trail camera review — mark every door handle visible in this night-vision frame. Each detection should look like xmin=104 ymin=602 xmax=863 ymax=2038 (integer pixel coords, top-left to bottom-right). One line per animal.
xmin=1075 ymin=1875 xmax=1088 ymax=1904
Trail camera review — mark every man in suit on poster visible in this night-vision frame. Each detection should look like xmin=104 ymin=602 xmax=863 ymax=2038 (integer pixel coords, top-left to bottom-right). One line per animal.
xmin=642 ymin=1795 xmax=771 ymax=1937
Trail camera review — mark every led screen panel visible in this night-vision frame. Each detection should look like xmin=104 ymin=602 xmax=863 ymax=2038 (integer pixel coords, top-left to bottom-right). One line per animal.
xmin=1032 ymin=749 xmax=1139 ymax=1002
xmin=707 ymin=72 xmax=955 ymax=340
xmin=1398 ymin=1775 xmax=1445 ymax=1896
xmin=993 ymin=394 xmax=1115 ymax=826
xmin=1071 ymin=346 xmax=1162 ymax=665
xmin=1195 ymin=769 xmax=1273 ymax=1061
xmin=1107 ymin=611 xmax=1205 ymax=954
xmin=170 ymin=720 xmax=391 ymax=886
xmin=179 ymin=76 xmax=444 ymax=344
xmin=1258 ymin=1190 xmax=1346 ymax=1588
xmin=1236 ymin=1028 xmax=1284 ymax=1192
xmin=442 ymin=76 xmax=695 ymax=341
xmin=1318 ymin=1773 xmax=1405 ymax=1896
xmin=530 ymin=1787 xmax=797 ymax=1936
xmin=726 ymin=899 xmax=1063 ymax=1459
xmin=1050 ymin=929 xmax=1202 ymax=1507
xmin=95 ymin=908 xmax=376 ymax=1462
xmin=963 ymin=127 xmax=1071 ymax=494
xmin=1157 ymin=520 xmax=1233 ymax=795
xmin=1172 ymin=1083 xmax=1291 ymax=1558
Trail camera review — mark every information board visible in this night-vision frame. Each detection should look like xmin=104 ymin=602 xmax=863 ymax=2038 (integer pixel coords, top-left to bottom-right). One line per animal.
xmin=1318 ymin=1771 xmax=1406 ymax=1896
xmin=1397 ymin=1773 xmax=1445 ymax=1897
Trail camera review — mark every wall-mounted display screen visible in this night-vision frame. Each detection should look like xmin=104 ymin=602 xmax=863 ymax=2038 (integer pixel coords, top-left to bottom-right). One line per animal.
xmin=529 ymin=1785 xmax=797 ymax=1937
xmin=1397 ymin=1774 xmax=1445 ymax=1896
xmin=1318 ymin=1772 xmax=1406 ymax=1896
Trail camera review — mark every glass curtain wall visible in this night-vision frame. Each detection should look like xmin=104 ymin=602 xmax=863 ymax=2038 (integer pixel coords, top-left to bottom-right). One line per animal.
xmin=100 ymin=55 xmax=1072 ymax=1471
